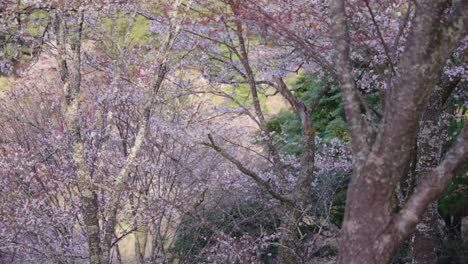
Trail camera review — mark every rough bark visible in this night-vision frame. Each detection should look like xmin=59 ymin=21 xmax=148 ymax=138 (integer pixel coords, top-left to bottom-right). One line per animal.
xmin=55 ymin=10 xmax=101 ymax=264
xmin=411 ymin=78 xmax=457 ymax=263
xmin=274 ymin=78 xmax=316 ymax=209
xmin=412 ymin=203 xmax=439 ymax=264
xmin=329 ymin=0 xmax=468 ymax=263
xmin=278 ymin=210 xmax=301 ymax=264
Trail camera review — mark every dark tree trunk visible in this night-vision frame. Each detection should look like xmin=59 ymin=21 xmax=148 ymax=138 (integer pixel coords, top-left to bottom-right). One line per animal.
xmin=413 ymin=204 xmax=439 ymax=264
xmin=411 ymin=80 xmax=455 ymax=264
xmin=462 ymin=217 xmax=468 ymax=255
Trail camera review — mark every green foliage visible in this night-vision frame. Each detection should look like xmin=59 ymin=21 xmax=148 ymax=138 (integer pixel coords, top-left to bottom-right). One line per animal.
xmin=267 ymin=74 xmax=349 ymax=155
xmin=439 ymin=112 xmax=467 ymax=219
xmin=99 ymin=13 xmax=150 ymax=58
xmin=0 ymin=10 xmax=49 ymax=74
xmin=267 ymin=110 xmax=302 ymax=154
xmin=294 ymin=74 xmax=347 ymax=142
xmin=439 ymin=176 xmax=468 ymax=217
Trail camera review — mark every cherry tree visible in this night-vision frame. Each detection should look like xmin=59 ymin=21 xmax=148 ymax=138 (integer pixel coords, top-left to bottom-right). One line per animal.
xmin=209 ymin=0 xmax=467 ymax=262
xmin=329 ymin=1 xmax=467 ymax=262
xmin=1 ymin=1 xmax=466 ymax=263
xmin=184 ymin=1 xmax=353 ymax=262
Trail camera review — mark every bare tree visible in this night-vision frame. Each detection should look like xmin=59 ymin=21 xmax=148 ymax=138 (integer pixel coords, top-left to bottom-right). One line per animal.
xmin=55 ymin=9 xmax=102 ymax=263
xmin=53 ymin=1 xmax=192 ymax=263
xmin=191 ymin=2 xmax=345 ymax=262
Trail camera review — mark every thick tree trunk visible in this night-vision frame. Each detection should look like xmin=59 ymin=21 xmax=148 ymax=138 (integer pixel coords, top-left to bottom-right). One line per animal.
xmin=329 ymin=0 xmax=468 ymax=263
xmin=338 ymin=167 xmax=396 ymax=263
xmin=413 ymin=204 xmax=439 ymax=264
xmin=462 ymin=217 xmax=468 ymax=254
xmin=278 ymin=210 xmax=300 ymax=264
xmin=411 ymin=82 xmax=451 ymax=264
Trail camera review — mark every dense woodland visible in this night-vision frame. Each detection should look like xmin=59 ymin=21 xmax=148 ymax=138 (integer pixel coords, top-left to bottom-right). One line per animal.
xmin=0 ymin=0 xmax=467 ymax=263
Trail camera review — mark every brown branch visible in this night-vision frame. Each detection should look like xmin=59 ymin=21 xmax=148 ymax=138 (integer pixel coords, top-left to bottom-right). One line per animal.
xmin=232 ymin=20 xmax=288 ymax=183
xmin=201 ymin=134 xmax=293 ymax=206
xmin=274 ymin=77 xmax=307 ymax=113
xmin=391 ymin=0 xmax=413 ymax=58
xmin=330 ymin=0 xmax=370 ymax=165
xmin=242 ymin=0 xmax=338 ymax=79
xmin=364 ymin=0 xmax=397 ymax=75
xmin=386 ymin=123 xmax=468 ymax=246
xmin=274 ymin=78 xmax=316 ymax=209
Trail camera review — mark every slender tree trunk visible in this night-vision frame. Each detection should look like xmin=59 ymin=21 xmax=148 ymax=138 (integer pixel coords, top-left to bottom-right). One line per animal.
xmin=234 ymin=23 xmax=288 ymax=186
xmin=130 ymin=192 xmax=144 ymax=264
xmin=55 ymin=10 xmax=101 ymax=264
xmin=275 ymin=78 xmax=316 ymax=264
xmin=100 ymin=2 xmax=191 ymax=262
xmin=115 ymin=244 xmax=122 ymax=264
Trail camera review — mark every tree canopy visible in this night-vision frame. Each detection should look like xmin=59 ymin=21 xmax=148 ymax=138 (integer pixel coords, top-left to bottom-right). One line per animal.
xmin=0 ymin=1 xmax=466 ymax=263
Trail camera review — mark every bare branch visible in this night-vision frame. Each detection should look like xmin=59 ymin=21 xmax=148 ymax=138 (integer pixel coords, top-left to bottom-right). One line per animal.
xmin=274 ymin=78 xmax=316 ymax=209
xmin=364 ymin=0 xmax=396 ymax=75
xmin=274 ymin=77 xmax=306 ymax=114
xmin=201 ymin=134 xmax=293 ymax=206
xmin=387 ymin=123 xmax=468 ymax=246
xmin=391 ymin=0 xmax=413 ymax=58
xmin=330 ymin=0 xmax=370 ymax=165
xmin=232 ymin=20 xmax=288 ymax=183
